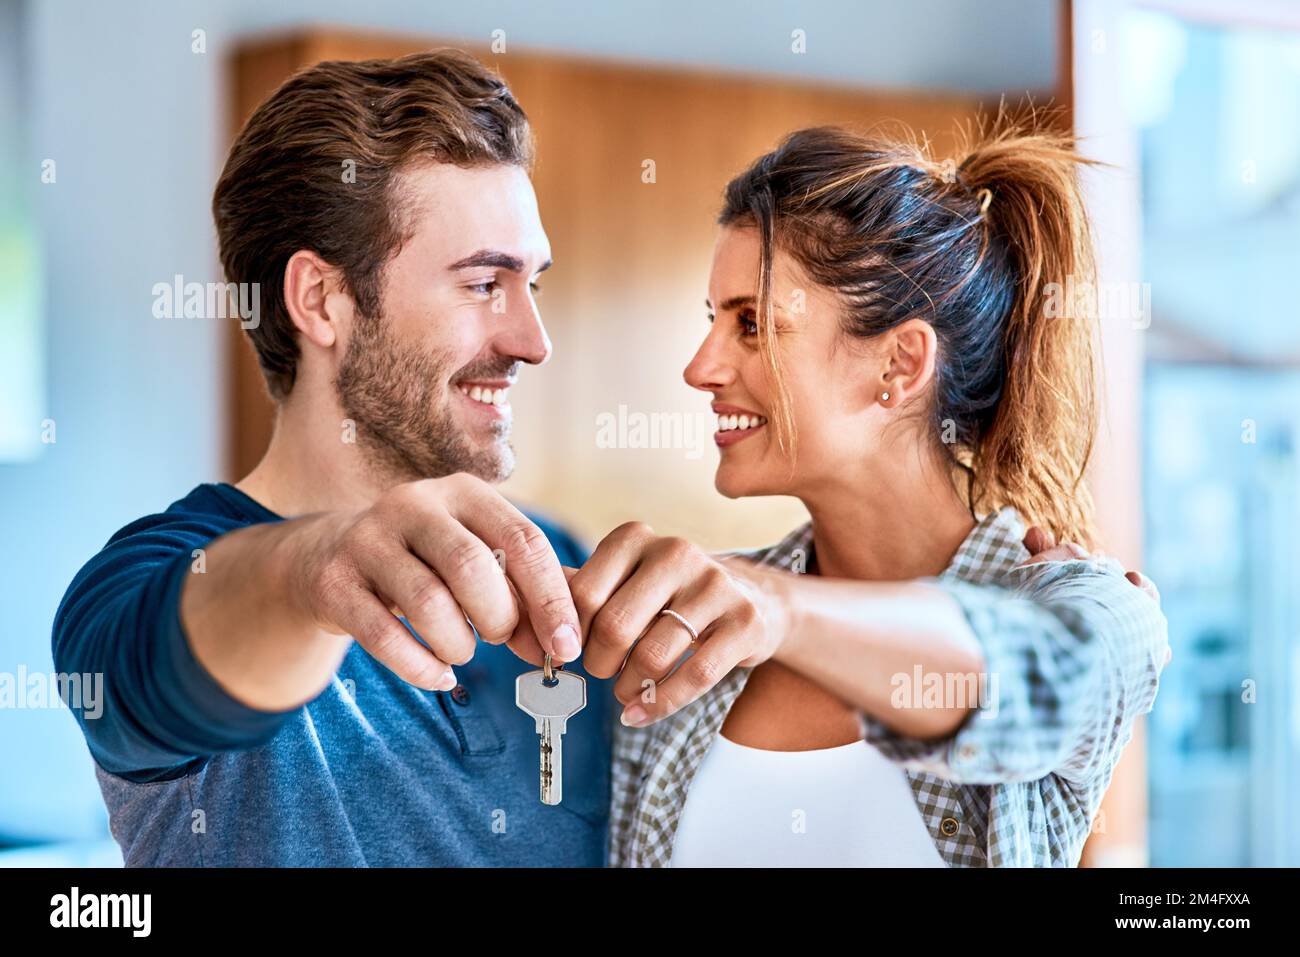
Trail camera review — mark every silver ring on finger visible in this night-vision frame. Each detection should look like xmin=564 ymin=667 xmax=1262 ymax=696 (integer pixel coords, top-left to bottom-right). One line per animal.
xmin=658 ymin=608 xmax=700 ymax=644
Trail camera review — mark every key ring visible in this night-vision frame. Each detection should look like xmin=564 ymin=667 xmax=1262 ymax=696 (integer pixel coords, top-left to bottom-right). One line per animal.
xmin=543 ymin=653 xmax=560 ymax=684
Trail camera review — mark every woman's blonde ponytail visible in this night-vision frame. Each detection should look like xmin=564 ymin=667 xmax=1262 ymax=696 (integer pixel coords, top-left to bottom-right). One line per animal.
xmin=954 ymin=118 xmax=1100 ymax=544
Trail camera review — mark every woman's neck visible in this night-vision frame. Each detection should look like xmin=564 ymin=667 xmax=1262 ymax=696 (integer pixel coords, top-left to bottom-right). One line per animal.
xmin=801 ymin=453 xmax=976 ymax=582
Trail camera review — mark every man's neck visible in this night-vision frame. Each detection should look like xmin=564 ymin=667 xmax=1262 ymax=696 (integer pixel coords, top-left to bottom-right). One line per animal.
xmin=235 ymin=394 xmax=395 ymax=518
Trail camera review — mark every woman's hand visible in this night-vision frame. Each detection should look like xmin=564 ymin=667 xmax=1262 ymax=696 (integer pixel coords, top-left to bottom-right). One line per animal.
xmin=568 ymin=522 xmax=785 ymax=727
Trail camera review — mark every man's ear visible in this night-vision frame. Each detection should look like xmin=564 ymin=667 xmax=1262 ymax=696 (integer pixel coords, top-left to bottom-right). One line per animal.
xmin=878 ymin=318 xmax=938 ymax=407
xmin=283 ymin=250 xmax=351 ymax=349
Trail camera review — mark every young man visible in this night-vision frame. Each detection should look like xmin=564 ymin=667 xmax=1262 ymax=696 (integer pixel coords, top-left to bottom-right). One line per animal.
xmin=54 ymin=51 xmax=610 ymax=866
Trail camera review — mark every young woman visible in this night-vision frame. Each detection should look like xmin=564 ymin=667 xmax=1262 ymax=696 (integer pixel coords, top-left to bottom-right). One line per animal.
xmin=563 ymin=119 xmax=1169 ymax=867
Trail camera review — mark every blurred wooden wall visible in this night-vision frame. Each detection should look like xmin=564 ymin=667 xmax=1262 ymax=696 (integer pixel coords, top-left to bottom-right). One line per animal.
xmin=224 ymin=29 xmax=988 ymax=550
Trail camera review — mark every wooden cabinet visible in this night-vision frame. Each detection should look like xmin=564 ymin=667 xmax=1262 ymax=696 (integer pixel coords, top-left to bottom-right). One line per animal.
xmin=223 ymin=29 xmax=987 ymax=549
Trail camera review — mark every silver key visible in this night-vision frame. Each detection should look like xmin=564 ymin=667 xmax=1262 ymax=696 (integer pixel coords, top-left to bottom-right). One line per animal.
xmin=516 ymin=656 xmax=586 ymax=805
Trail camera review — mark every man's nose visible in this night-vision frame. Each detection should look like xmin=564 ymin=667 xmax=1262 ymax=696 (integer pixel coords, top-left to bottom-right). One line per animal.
xmin=496 ymin=294 xmax=552 ymax=366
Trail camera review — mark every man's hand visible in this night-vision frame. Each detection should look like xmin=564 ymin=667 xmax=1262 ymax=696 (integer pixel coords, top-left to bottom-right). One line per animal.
xmin=1021 ymin=525 xmax=1169 ymax=665
xmin=1020 ymin=525 xmax=1160 ymax=604
xmin=564 ymin=523 xmax=779 ymax=727
xmin=289 ymin=474 xmax=581 ymax=688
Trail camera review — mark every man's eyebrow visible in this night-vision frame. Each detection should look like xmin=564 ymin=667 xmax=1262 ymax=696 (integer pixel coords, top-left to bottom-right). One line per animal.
xmin=447 ymin=249 xmax=530 ymax=272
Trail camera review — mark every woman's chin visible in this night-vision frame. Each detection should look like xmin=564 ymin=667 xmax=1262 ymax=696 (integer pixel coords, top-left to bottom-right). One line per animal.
xmin=714 ymin=466 xmax=776 ymax=499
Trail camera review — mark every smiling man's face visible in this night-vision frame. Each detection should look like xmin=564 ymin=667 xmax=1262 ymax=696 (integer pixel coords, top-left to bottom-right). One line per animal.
xmin=337 ymin=162 xmax=553 ymax=485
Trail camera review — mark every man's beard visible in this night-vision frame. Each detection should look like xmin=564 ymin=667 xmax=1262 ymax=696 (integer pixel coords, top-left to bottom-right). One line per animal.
xmin=336 ymin=312 xmax=517 ymax=485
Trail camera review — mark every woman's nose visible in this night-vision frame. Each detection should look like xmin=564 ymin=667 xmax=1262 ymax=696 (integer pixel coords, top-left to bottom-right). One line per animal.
xmin=683 ymin=330 xmax=735 ymax=392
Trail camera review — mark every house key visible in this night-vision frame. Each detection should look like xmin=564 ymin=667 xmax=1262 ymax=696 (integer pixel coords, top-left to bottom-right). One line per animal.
xmin=515 ymin=654 xmax=586 ymax=805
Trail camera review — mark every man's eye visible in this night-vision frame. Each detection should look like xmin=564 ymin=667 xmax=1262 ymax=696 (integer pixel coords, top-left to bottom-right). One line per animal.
xmin=468 ymin=280 xmax=498 ymax=296
xmin=529 ymin=281 xmax=542 ymax=295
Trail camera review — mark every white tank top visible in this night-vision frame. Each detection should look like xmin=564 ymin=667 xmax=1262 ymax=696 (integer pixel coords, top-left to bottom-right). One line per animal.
xmin=669 ymin=733 xmax=946 ymax=867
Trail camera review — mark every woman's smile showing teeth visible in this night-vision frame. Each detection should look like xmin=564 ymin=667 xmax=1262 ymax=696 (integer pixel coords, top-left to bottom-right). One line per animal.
xmin=712 ymin=403 xmax=768 ymax=447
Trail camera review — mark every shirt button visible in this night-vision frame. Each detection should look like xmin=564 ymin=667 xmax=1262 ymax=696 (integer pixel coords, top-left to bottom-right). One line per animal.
xmin=959 ymin=744 xmax=978 ymax=761
xmin=450 ymin=684 xmax=471 ymax=706
xmin=940 ymin=817 xmax=960 ymax=837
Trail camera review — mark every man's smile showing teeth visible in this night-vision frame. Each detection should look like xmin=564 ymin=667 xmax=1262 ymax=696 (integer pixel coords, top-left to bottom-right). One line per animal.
xmin=460 ymin=385 xmax=507 ymax=405
xmin=457 ymin=383 xmax=510 ymax=415
xmin=713 ymin=406 xmax=768 ymax=447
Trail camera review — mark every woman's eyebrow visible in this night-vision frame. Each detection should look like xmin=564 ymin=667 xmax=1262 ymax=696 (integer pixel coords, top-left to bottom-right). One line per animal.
xmin=713 ymin=295 xmax=756 ymax=311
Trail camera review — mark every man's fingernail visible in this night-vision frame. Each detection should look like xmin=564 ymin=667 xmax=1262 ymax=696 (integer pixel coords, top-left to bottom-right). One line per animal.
xmin=436 ymin=669 xmax=457 ymax=691
xmin=621 ymin=705 xmax=648 ymax=727
xmin=552 ymin=624 xmax=581 ymax=661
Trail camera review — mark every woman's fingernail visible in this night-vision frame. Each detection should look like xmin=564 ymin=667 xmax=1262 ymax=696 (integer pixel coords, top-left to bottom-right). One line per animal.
xmin=621 ymin=705 xmax=648 ymax=727
xmin=552 ymin=624 xmax=581 ymax=660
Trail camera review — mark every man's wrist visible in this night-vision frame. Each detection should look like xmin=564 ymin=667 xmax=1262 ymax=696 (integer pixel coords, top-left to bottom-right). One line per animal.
xmin=273 ymin=512 xmax=344 ymax=635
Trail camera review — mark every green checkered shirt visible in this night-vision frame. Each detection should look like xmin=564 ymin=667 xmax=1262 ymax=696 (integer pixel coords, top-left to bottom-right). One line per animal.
xmin=609 ymin=507 xmax=1169 ymax=867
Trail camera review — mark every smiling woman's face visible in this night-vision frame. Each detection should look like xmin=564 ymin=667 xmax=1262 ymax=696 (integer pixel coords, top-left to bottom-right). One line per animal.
xmin=686 ymin=225 xmax=888 ymax=499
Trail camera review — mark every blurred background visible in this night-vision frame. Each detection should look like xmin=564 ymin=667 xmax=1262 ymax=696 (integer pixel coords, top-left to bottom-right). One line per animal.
xmin=1 ymin=0 xmax=1296 ymax=867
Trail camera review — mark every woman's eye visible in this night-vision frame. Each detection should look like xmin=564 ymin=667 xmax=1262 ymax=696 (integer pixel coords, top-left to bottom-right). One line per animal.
xmin=738 ymin=312 xmax=759 ymax=337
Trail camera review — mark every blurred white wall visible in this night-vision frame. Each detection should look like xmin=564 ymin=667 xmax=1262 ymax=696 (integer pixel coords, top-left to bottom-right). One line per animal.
xmin=0 ymin=0 xmax=1056 ymax=842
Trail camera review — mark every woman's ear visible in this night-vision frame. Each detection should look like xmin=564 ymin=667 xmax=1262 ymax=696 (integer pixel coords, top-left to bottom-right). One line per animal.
xmin=878 ymin=318 xmax=938 ymax=406
xmin=283 ymin=249 xmax=351 ymax=350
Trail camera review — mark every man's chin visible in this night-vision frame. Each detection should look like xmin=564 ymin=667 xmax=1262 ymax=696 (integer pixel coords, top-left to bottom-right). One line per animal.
xmin=461 ymin=441 xmax=515 ymax=484
xmin=480 ymin=456 xmax=514 ymax=485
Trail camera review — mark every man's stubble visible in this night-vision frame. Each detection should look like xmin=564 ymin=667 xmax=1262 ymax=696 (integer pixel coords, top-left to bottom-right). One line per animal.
xmin=336 ymin=310 xmax=518 ymax=487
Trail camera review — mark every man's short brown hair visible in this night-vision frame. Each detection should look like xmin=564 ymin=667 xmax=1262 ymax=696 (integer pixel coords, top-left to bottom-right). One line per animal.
xmin=213 ymin=49 xmax=533 ymax=399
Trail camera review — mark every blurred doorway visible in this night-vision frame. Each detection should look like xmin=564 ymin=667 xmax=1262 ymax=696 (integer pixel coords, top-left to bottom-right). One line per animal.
xmin=1121 ymin=2 xmax=1300 ymax=865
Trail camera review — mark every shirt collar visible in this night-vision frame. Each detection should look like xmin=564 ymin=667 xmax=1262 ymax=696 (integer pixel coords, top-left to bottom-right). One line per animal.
xmin=939 ymin=506 xmax=1030 ymax=586
xmin=750 ymin=505 xmax=1029 ymax=585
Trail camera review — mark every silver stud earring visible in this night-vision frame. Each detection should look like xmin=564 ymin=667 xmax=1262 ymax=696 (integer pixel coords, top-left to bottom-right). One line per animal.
xmin=881 ymin=391 xmax=890 ymax=401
